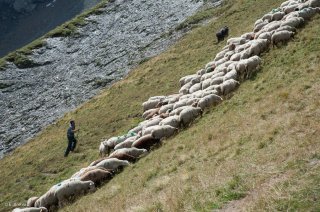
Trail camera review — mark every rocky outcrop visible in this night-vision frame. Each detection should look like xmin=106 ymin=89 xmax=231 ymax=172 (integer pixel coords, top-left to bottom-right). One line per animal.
xmin=0 ymin=0 xmax=221 ymax=158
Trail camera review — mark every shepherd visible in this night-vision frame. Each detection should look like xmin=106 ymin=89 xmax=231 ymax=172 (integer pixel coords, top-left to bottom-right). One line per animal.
xmin=64 ymin=120 xmax=79 ymax=157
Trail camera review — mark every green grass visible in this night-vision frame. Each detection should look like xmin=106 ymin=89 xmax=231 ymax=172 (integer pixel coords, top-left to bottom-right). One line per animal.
xmin=1 ymin=0 xmax=320 ymax=211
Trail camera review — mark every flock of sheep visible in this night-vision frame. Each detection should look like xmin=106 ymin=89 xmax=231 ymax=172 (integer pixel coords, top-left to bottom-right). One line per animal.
xmin=13 ymin=0 xmax=320 ymax=211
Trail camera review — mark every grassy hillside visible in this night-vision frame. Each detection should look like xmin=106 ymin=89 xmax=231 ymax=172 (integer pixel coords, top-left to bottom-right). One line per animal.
xmin=1 ymin=0 xmax=320 ymax=211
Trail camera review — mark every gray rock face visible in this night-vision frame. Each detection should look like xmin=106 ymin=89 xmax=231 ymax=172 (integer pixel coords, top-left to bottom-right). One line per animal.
xmin=0 ymin=0 xmax=221 ymax=158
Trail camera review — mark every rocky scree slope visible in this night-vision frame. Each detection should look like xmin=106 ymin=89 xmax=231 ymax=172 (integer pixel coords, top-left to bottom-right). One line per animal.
xmin=0 ymin=0 xmax=220 ymax=158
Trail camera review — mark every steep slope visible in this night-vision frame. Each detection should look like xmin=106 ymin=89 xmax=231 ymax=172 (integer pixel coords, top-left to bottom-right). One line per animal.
xmin=1 ymin=0 xmax=320 ymax=211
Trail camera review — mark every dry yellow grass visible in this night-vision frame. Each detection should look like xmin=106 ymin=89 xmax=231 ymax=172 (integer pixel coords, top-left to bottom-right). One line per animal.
xmin=1 ymin=0 xmax=320 ymax=211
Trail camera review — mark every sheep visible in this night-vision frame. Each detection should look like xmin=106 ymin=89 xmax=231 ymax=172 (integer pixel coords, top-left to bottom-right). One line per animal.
xmin=142 ymin=99 xmax=163 ymax=112
xmin=142 ymin=108 xmax=160 ymax=120
xmin=281 ymin=17 xmax=304 ymax=28
xmin=71 ymin=166 xmax=111 ymax=179
xmin=217 ymin=79 xmax=240 ymax=95
xmin=227 ymin=37 xmax=247 ymax=45
xmin=131 ymin=134 xmax=160 ymax=150
xmin=210 ymin=76 xmax=224 ymax=86
xmin=99 ymin=133 xmax=137 ymax=156
xmin=223 ymin=69 xmax=238 ymax=81
xmin=241 ymin=32 xmax=255 ymax=40
xmin=271 ymin=30 xmax=294 ymax=46
xmin=79 ymin=169 xmax=113 ymax=185
xmin=224 ymin=51 xmax=235 ymax=60
xmin=204 ymin=84 xmax=220 ymax=93
xmin=27 ymin=197 xmax=39 ymax=207
xmin=309 ymin=0 xmax=320 ymax=7
xmin=262 ymin=13 xmax=273 ymax=22
xmin=201 ymin=78 xmax=213 ymax=90
xmin=214 ymin=57 xmax=229 ymax=67
xmin=151 ymin=125 xmax=178 ymax=139
xmin=254 ymin=21 xmax=269 ymax=32
xmin=34 ymin=185 xmax=59 ymax=209
xmin=256 ymin=31 xmax=273 ymax=41
xmin=129 ymin=125 xmax=142 ymax=133
xmin=142 ymin=125 xmax=162 ymax=136
xmin=261 ymin=21 xmax=282 ymax=32
xmin=54 ymin=180 xmax=96 ymax=207
xmin=235 ymin=42 xmax=252 ymax=53
xmin=230 ymin=52 xmax=242 ymax=61
xmin=95 ymin=158 xmax=130 ymax=170
xmin=179 ymin=106 xmax=203 ymax=127
xmin=254 ymin=18 xmax=264 ymax=27
xmin=189 ymin=83 xmax=202 ymax=94
xmin=200 ymin=72 xmax=215 ymax=81
xmin=298 ymin=7 xmax=319 ymax=20
xmin=114 ymin=138 xmax=135 ymax=150
xmin=197 ymin=94 xmax=223 ymax=110
xmin=213 ymin=49 xmax=229 ymax=62
xmin=159 ymin=115 xmax=181 ymax=128
xmin=169 ymin=106 xmax=190 ymax=116
xmin=167 ymin=94 xmax=182 ymax=104
xmin=197 ymin=68 xmax=206 ymax=76
xmin=179 ymin=81 xmax=193 ymax=94
xmin=246 ymin=39 xmax=269 ymax=56
xmin=282 ymin=4 xmax=299 ymax=14
xmin=272 ymin=11 xmax=285 ymax=21
xmin=109 ymin=147 xmax=147 ymax=161
xmin=275 ymin=25 xmax=296 ymax=33
xmin=12 ymin=207 xmax=47 ymax=212
xmin=179 ymin=74 xmax=201 ymax=87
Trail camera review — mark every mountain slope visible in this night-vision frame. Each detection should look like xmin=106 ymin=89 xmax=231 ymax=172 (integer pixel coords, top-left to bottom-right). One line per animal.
xmin=1 ymin=0 xmax=320 ymax=211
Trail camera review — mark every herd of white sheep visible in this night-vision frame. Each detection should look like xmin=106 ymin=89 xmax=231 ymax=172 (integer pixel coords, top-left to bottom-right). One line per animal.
xmin=13 ymin=0 xmax=320 ymax=211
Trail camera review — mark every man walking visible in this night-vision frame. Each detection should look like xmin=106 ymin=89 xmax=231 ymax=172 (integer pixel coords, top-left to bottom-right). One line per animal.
xmin=64 ymin=120 xmax=79 ymax=157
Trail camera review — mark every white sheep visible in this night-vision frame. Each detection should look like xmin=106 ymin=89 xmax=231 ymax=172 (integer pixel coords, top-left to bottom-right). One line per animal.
xmin=142 ymin=99 xmax=162 ymax=112
xmin=95 ymin=158 xmax=130 ymax=170
xmin=142 ymin=108 xmax=160 ymax=119
xmin=227 ymin=37 xmax=247 ymax=45
xmin=271 ymin=30 xmax=294 ymax=46
xmin=179 ymin=81 xmax=193 ymax=94
xmin=179 ymin=74 xmax=201 ymax=87
xmin=272 ymin=11 xmax=285 ymax=21
xmin=197 ymin=94 xmax=223 ymax=110
xmin=179 ymin=106 xmax=203 ymax=127
xmin=217 ymin=79 xmax=240 ymax=95
xmin=275 ymin=25 xmax=296 ymax=33
xmin=309 ymin=0 xmax=320 ymax=7
xmin=197 ymin=69 xmax=206 ymax=76
xmin=223 ymin=69 xmax=238 ymax=81
xmin=201 ymin=72 xmax=216 ymax=81
xmin=254 ymin=21 xmax=269 ymax=32
xmin=54 ymin=180 xmax=96 ymax=207
xmin=210 ymin=76 xmax=224 ymax=86
xmin=167 ymin=94 xmax=182 ymax=104
xmin=256 ymin=31 xmax=273 ymax=41
xmin=159 ymin=115 xmax=181 ymax=128
xmin=241 ymin=32 xmax=255 ymax=40
xmin=151 ymin=125 xmax=178 ymax=139
xmin=202 ymin=78 xmax=213 ymax=90
xmin=12 ymin=207 xmax=47 ymax=212
xmin=281 ymin=17 xmax=304 ymax=28
xmin=298 ymin=7 xmax=319 ymax=20
xmin=169 ymin=106 xmax=189 ymax=116
xmin=159 ymin=103 xmax=174 ymax=114
xmin=27 ymin=197 xmax=39 ymax=207
xmin=109 ymin=147 xmax=148 ymax=159
xmin=189 ymin=83 xmax=202 ymax=94
xmin=34 ymin=185 xmax=59 ymax=209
